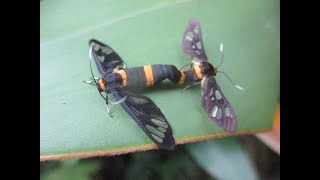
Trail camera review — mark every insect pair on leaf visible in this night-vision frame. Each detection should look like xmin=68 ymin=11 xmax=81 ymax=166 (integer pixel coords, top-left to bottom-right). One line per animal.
xmin=85 ymin=19 xmax=243 ymax=150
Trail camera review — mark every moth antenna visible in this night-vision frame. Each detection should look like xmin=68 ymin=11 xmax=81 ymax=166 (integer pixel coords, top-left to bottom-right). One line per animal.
xmin=216 ymin=43 xmax=224 ymax=68
xmin=83 ymin=80 xmax=96 ymax=85
xmin=217 ymin=70 xmax=245 ymax=91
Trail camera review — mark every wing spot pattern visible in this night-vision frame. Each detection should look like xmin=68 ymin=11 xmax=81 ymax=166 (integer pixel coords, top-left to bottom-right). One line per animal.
xmin=101 ymin=46 xmax=113 ymax=54
xmin=215 ymin=90 xmax=222 ymax=100
xmin=185 ymin=31 xmax=194 ymax=41
xmin=225 ymin=107 xmax=230 ymax=117
xmin=211 ymin=106 xmax=218 ymax=117
xmin=157 ymin=127 xmax=167 ymax=133
xmin=217 ymin=108 xmax=222 ymax=119
xmin=146 ymin=125 xmax=165 ymax=138
xmin=93 ymin=44 xmax=100 ymax=51
xmin=150 ymin=114 xmax=166 ymax=121
xmin=196 ymin=42 xmax=202 ymax=49
xmin=151 ymin=134 xmax=163 ymax=143
xmin=151 ymin=118 xmax=168 ymax=128
xmin=98 ymin=56 xmax=105 ymax=62
xmin=194 ymin=26 xmax=199 ymax=34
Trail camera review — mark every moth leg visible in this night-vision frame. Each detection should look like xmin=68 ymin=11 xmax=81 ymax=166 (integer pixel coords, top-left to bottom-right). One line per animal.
xmin=83 ymin=77 xmax=100 ymax=86
xmin=179 ymin=63 xmax=193 ymax=71
xmin=181 ymin=82 xmax=201 ymax=92
xmin=83 ymin=80 xmax=96 ymax=86
xmin=90 ymin=77 xmax=99 ymax=80
xmin=105 ymin=95 xmax=113 ymax=117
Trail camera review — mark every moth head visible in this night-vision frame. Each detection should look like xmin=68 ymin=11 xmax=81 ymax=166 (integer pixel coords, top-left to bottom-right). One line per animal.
xmin=199 ymin=62 xmax=216 ymax=76
xmin=99 ymin=73 xmax=122 ymax=93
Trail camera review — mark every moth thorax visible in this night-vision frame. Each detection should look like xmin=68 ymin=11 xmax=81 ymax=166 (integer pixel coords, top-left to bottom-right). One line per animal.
xmin=200 ymin=62 xmax=216 ymax=76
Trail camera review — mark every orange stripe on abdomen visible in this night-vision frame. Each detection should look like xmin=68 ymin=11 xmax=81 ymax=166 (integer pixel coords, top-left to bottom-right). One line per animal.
xmin=144 ymin=65 xmax=154 ymax=87
xmin=179 ymin=71 xmax=186 ymax=84
xmin=117 ymin=69 xmax=127 ymax=88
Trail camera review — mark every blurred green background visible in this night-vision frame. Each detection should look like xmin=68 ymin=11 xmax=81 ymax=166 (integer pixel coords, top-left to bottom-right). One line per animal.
xmin=40 ymin=137 xmax=280 ymax=180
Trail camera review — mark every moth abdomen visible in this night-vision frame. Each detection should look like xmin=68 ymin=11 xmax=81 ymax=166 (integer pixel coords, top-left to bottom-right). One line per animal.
xmin=151 ymin=64 xmax=182 ymax=84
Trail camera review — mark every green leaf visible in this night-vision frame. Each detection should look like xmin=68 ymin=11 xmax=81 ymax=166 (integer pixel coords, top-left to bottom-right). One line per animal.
xmin=186 ymin=137 xmax=259 ymax=180
xmin=41 ymin=0 xmax=279 ymax=159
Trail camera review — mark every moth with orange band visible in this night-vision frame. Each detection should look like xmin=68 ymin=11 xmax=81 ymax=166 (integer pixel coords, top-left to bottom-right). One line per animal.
xmin=88 ymin=39 xmax=178 ymax=150
xmin=181 ymin=19 xmax=240 ymax=133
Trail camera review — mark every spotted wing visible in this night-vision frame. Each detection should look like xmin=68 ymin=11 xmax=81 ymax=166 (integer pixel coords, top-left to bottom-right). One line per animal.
xmin=89 ymin=39 xmax=124 ymax=75
xmin=110 ymin=87 xmax=175 ymax=150
xmin=182 ymin=18 xmax=208 ymax=62
xmin=201 ymin=76 xmax=237 ymax=133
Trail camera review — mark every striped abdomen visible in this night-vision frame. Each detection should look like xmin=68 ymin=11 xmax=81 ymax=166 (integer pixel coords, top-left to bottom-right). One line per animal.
xmin=116 ymin=64 xmax=204 ymax=89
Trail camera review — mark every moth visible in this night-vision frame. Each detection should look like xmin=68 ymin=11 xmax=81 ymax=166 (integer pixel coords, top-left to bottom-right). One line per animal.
xmin=181 ymin=18 xmax=239 ymax=132
xmin=87 ymin=39 xmax=176 ymax=150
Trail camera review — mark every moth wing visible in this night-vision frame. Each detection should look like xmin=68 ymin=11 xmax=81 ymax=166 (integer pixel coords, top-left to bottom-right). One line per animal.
xmin=111 ymin=87 xmax=175 ymax=150
xmin=201 ymin=76 xmax=237 ymax=132
xmin=89 ymin=39 xmax=124 ymax=75
xmin=182 ymin=18 xmax=208 ymax=63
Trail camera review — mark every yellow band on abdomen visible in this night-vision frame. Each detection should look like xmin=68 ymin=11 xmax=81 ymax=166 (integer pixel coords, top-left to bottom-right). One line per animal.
xmin=144 ymin=65 xmax=154 ymax=87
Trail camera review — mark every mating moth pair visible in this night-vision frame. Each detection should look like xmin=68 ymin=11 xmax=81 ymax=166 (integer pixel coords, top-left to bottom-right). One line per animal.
xmin=86 ymin=19 xmax=238 ymax=150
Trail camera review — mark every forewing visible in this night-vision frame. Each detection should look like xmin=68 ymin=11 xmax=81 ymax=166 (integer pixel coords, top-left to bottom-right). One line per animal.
xmin=89 ymin=39 xmax=124 ymax=75
xmin=201 ymin=76 xmax=237 ymax=133
xmin=110 ymin=87 xmax=175 ymax=150
xmin=182 ymin=18 xmax=208 ymax=62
